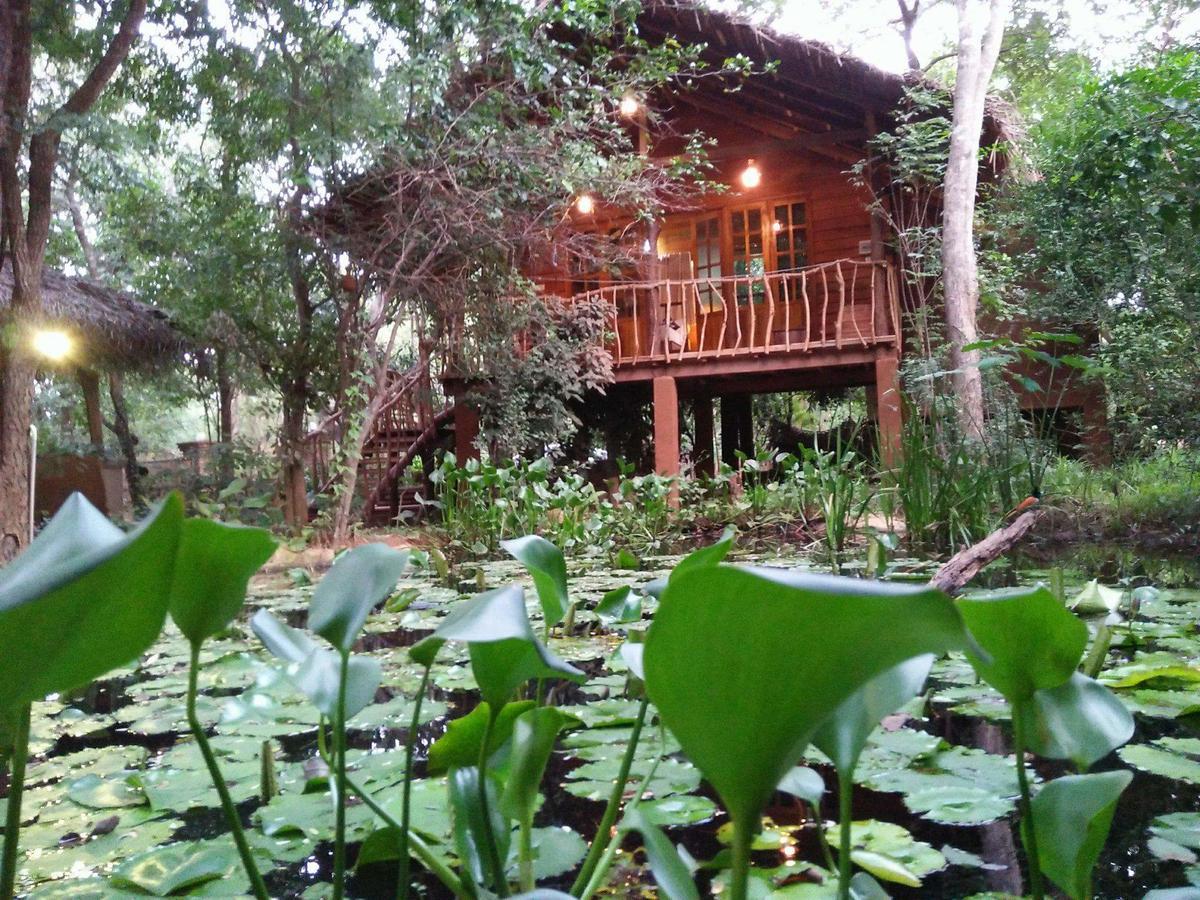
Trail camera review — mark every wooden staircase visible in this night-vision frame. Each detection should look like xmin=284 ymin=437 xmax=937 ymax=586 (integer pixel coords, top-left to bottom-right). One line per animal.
xmin=306 ymin=363 xmax=453 ymax=526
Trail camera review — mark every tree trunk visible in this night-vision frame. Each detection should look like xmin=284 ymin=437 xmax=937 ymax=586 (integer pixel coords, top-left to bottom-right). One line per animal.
xmin=281 ymin=391 xmax=309 ymax=527
xmin=0 ymin=0 xmax=146 ymax=555
xmin=106 ymin=372 xmax=142 ymax=509
xmin=942 ymin=0 xmax=1008 ymax=440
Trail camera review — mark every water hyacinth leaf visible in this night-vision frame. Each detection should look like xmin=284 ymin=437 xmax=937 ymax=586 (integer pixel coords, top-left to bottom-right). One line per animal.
xmin=1020 ymin=672 xmax=1134 ymax=771
xmin=622 ymin=806 xmax=700 ymax=900
xmin=849 ymin=872 xmax=891 ymax=900
xmin=596 ymin=585 xmax=642 ymax=624
xmin=449 ymin=765 xmax=510 ymax=890
xmin=1069 ymin=580 xmax=1125 ymax=616
xmin=0 ymin=492 xmax=184 ymax=711
xmin=644 ymin=526 xmax=735 ymax=598
xmin=414 ymin=585 xmax=583 ymax=708
xmin=812 ymin=655 xmax=934 ymax=775
xmin=502 ymin=535 xmax=569 ymax=627
xmin=620 ymin=642 xmax=645 ymax=681
xmin=428 ymin=701 xmax=536 ymax=775
xmin=1029 ymin=770 xmax=1132 ymax=900
xmin=308 ymin=544 xmax=410 ymax=652
xmin=110 ymin=842 xmax=240 ymax=896
xmin=644 ymin=567 xmax=966 ymax=828
xmin=168 ymin=518 xmax=276 ymax=647
xmin=250 ymin=610 xmax=380 ymax=719
xmin=957 ymin=586 xmax=1088 ymax=701
xmin=776 ymin=766 xmax=825 ymax=807
xmin=498 ymin=707 xmax=576 ymax=823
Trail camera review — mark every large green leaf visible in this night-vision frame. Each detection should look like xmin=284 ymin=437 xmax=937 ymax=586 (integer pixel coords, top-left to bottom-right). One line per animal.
xmin=622 ymin=806 xmax=700 ymax=900
xmin=1020 ymin=672 xmax=1134 ymax=771
xmin=428 ymin=700 xmax=535 ymax=775
xmin=643 ymin=526 xmax=734 ymax=599
xmin=414 ymin=585 xmax=583 ymax=708
xmin=501 ymin=535 xmax=569 ymax=627
xmin=498 ymin=707 xmax=575 ymax=823
xmin=110 ymin=842 xmax=240 ymax=896
xmin=643 ymin=567 xmax=966 ymax=829
xmin=1029 ymin=770 xmax=1132 ymax=900
xmin=250 ymin=610 xmax=380 ymax=719
xmin=308 ymin=544 xmax=410 ymax=652
xmin=449 ymin=765 xmax=510 ymax=891
xmin=595 ymin=585 xmax=642 ymax=625
xmin=169 ymin=518 xmax=276 ymax=647
xmin=812 ymin=655 xmax=934 ymax=775
xmin=0 ymin=492 xmax=184 ymax=711
xmin=957 ymin=586 xmax=1088 ymax=701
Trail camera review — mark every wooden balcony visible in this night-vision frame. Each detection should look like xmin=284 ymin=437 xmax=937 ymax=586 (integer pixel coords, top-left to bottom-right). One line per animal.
xmin=571 ymin=258 xmax=900 ymax=380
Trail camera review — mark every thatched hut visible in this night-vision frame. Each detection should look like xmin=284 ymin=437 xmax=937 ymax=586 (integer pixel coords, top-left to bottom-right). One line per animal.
xmin=1 ymin=261 xmax=184 ymax=515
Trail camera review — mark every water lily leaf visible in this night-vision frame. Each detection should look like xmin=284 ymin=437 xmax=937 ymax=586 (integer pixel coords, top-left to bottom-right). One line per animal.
xmin=1028 ymin=770 xmax=1132 ymax=900
xmin=1020 ymin=672 xmax=1133 ymax=771
xmin=957 ymin=586 xmax=1088 ymax=701
xmin=623 ymin=805 xmax=700 ymax=900
xmin=1069 ymin=580 xmax=1125 ymax=616
xmin=413 ymin=585 xmax=584 ymax=708
xmin=563 ymin=756 xmax=700 ymax=802
xmin=506 ymin=826 xmax=588 ymax=881
xmin=308 ymin=544 xmax=410 ymax=652
xmin=428 ymin=701 xmax=535 ymax=775
xmin=0 ymin=492 xmax=184 ymax=710
xmin=110 ymin=842 xmax=240 ymax=896
xmin=596 ymin=585 xmax=642 ymax=624
xmin=1150 ymin=812 xmax=1200 ymax=853
xmin=644 ymin=567 xmax=965 ymax=830
xmin=66 ymin=773 xmax=146 ymax=809
xmin=1102 ymin=652 xmax=1200 ymax=689
xmin=169 ymin=518 xmax=276 ymax=647
xmin=812 ymin=655 xmax=934 ymax=775
xmin=1119 ymin=739 xmax=1200 ymax=784
xmin=639 ymin=794 xmax=719 ymax=827
xmin=498 ymin=707 xmax=576 ymax=823
xmin=900 ymin=785 xmax=1013 ymax=826
xmin=827 ymin=820 xmax=946 ymax=884
xmin=777 ymin=766 xmax=825 ymax=807
xmin=502 ymin=535 xmax=569 ymax=626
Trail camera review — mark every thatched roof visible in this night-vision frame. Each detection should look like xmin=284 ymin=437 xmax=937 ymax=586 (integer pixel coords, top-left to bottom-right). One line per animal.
xmin=0 ymin=261 xmax=184 ymax=371
xmin=638 ymin=1 xmax=1021 ymax=163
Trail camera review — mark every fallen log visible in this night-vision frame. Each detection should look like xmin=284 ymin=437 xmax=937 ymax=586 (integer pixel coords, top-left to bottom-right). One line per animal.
xmin=929 ymin=506 xmax=1044 ymax=596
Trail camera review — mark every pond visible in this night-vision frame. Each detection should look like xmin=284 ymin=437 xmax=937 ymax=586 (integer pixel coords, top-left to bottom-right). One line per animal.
xmin=7 ymin=539 xmax=1200 ymax=899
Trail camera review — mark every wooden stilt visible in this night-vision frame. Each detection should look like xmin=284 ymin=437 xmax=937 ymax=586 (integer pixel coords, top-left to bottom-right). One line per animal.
xmin=692 ymin=395 xmax=715 ymax=477
xmin=874 ymin=351 xmax=902 ymax=468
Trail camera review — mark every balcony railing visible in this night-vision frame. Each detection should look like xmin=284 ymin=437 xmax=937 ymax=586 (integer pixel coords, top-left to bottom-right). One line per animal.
xmin=571 ymin=258 xmax=900 ymax=367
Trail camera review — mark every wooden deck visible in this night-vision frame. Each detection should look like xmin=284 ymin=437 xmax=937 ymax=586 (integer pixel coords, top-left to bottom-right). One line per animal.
xmin=571 ymin=258 xmax=900 ymax=381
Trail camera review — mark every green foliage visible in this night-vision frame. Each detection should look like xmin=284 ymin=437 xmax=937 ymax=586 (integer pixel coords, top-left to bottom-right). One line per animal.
xmin=0 ymin=493 xmax=183 ymax=711
xmin=502 ymin=536 xmax=570 ymax=628
xmin=308 ymin=545 xmax=410 ymax=653
xmin=1009 ymin=48 xmax=1200 ymax=452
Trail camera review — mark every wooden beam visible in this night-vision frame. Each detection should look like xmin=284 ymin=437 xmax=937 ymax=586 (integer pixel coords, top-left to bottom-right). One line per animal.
xmin=693 ymin=129 xmax=869 ymax=162
xmin=614 ymin=347 xmax=881 ymax=383
xmin=653 ymin=375 xmax=681 ymax=506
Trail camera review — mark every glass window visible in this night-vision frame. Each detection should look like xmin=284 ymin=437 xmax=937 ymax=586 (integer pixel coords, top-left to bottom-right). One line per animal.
xmin=731 ymin=207 xmax=766 ymax=305
xmin=694 ymin=216 xmax=721 ymax=311
xmin=771 ymin=201 xmax=808 ymax=272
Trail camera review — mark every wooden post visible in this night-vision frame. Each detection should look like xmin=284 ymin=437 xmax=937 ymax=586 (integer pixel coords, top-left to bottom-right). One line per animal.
xmin=1081 ymin=390 xmax=1112 ymax=467
xmin=453 ymin=394 xmax=480 ymax=463
xmin=653 ymin=376 xmax=680 ymax=480
xmin=865 ymin=111 xmax=893 ymax=340
xmin=77 ymin=368 xmax=105 ymax=450
xmin=692 ymin=395 xmax=715 ymax=477
xmin=874 ymin=351 xmax=903 ymax=468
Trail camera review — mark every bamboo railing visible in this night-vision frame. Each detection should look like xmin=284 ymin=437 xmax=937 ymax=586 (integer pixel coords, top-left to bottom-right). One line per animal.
xmin=571 ymin=259 xmax=899 ymax=367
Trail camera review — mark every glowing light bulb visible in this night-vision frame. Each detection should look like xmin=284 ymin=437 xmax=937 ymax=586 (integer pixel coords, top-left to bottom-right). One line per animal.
xmin=618 ymin=94 xmax=640 ymax=117
xmin=575 ymin=194 xmax=596 ymax=215
xmin=772 ymin=220 xmax=783 ymax=233
xmin=31 ymin=329 xmax=71 ymax=361
xmin=740 ymin=159 xmax=762 ymax=189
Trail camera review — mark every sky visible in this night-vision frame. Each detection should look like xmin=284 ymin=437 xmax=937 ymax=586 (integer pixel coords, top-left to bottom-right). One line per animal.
xmin=769 ymin=0 xmax=1200 ymax=74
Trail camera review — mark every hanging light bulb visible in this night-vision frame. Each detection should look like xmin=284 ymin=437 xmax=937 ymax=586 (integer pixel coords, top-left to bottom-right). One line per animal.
xmin=618 ymin=93 xmax=640 ymax=118
xmin=575 ymin=193 xmax=596 ymax=215
xmin=31 ymin=329 xmax=72 ymax=362
xmin=740 ymin=159 xmax=762 ymax=189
